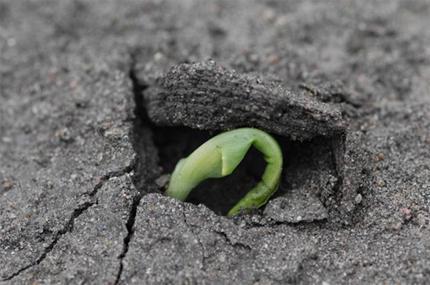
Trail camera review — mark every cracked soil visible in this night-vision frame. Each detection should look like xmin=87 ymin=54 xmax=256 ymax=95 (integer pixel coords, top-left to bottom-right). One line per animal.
xmin=1 ymin=0 xmax=430 ymax=284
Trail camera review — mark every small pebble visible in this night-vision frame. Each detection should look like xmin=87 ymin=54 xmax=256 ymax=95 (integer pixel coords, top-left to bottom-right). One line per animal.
xmin=155 ymin=174 xmax=171 ymax=189
xmin=400 ymin=207 xmax=411 ymax=215
xmin=70 ymin=174 xmax=78 ymax=181
xmin=153 ymin=52 xmax=164 ymax=62
xmin=374 ymin=152 xmax=385 ymax=161
xmin=416 ymin=213 xmax=427 ymax=226
xmin=354 ymin=193 xmax=363 ymax=204
xmin=400 ymin=207 xmax=412 ymax=220
xmin=391 ymin=222 xmax=402 ymax=231
xmin=55 ymin=128 xmax=73 ymax=142
xmin=1 ymin=178 xmax=14 ymax=191
xmin=267 ymin=54 xmax=280 ymax=65
xmin=376 ymin=178 xmax=385 ymax=187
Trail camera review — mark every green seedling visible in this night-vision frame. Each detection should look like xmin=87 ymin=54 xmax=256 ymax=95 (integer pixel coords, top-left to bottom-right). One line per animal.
xmin=166 ymin=128 xmax=283 ymax=216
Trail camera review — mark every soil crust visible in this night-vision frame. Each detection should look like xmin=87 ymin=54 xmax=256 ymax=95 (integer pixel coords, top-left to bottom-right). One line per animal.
xmin=1 ymin=0 xmax=429 ymax=284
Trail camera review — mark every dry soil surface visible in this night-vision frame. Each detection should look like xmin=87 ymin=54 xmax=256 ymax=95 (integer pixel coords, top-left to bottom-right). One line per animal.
xmin=1 ymin=1 xmax=430 ymax=284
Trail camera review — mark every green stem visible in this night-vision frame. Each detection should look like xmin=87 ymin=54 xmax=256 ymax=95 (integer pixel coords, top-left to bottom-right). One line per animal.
xmin=166 ymin=128 xmax=283 ymax=216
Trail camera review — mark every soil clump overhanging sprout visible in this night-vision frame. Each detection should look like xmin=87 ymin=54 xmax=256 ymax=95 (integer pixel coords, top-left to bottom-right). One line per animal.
xmin=166 ymin=128 xmax=283 ymax=216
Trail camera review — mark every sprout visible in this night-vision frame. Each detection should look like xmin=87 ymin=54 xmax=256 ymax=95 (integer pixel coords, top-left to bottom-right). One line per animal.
xmin=166 ymin=128 xmax=283 ymax=216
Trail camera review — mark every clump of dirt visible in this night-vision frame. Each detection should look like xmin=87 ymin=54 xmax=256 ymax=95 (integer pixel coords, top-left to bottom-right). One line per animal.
xmin=133 ymin=61 xmax=370 ymax=224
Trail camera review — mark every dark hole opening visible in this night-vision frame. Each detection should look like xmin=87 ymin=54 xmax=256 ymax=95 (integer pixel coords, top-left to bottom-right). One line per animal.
xmin=152 ymin=125 xmax=337 ymax=216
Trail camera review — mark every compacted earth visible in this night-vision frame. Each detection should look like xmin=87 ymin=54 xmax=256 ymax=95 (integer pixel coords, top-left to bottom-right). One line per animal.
xmin=1 ymin=0 xmax=429 ymax=284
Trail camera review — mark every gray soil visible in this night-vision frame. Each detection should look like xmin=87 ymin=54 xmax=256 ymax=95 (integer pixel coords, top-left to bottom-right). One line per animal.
xmin=1 ymin=0 xmax=429 ymax=284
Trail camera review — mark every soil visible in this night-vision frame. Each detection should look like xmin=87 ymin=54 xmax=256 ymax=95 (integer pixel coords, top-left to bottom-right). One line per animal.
xmin=1 ymin=0 xmax=429 ymax=284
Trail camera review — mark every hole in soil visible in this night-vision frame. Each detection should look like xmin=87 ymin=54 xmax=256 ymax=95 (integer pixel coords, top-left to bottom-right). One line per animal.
xmin=152 ymin=125 xmax=337 ymax=216
xmin=129 ymin=61 xmax=340 ymax=217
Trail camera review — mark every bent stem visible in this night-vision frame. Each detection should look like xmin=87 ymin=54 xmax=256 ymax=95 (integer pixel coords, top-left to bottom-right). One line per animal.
xmin=166 ymin=128 xmax=283 ymax=216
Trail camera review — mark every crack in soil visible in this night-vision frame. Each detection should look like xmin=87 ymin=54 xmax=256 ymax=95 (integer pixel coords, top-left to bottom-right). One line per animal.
xmin=1 ymin=166 xmax=135 ymax=282
xmin=181 ymin=206 xmax=207 ymax=270
xmin=112 ymin=53 xmax=369 ymax=283
xmin=3 ymin=54 xmax=157 ymax=283
xmin=112 ymin=58 xmax=261 ymax=281
xmin=114 ymin=56 xmax=157 ymax=285
xmin=213 ymin=230 xmax=252 ymax=251
xmin=114 ymin=193 xmax=140 ymax=285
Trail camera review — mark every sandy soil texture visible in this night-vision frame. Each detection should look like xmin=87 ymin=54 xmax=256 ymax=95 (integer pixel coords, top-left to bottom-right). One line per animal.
xmin=1 ymin=0 xmax=429 ymax=284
